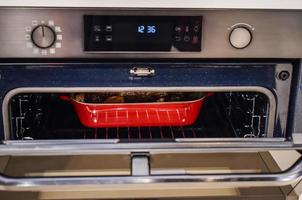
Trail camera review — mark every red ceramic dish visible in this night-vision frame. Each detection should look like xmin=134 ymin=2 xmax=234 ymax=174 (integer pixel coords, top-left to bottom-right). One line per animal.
xmin=60 ymin=94 xmax=211 ymax=128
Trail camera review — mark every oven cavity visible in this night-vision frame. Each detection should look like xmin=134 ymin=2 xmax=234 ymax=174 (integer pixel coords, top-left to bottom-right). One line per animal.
xmin=8 ymin=91 xmax=271 ymax=141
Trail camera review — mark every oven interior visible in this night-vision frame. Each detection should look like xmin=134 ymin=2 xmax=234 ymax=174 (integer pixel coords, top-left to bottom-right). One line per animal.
xmin=0 ymin=62 xmax=292 ymax=142
xmin=8 ymin=91 xmax=271 ymax=141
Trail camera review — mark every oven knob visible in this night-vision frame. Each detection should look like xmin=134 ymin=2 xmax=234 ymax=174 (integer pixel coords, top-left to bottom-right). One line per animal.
xmin=229 ymin=26 xmax=252 ymax=49
xmin=31 ymin=25 xmax=56 ymax=49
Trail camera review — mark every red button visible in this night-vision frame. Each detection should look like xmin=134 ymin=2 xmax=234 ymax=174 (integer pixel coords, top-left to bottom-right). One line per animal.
xmin=192 ymin=36 xmax=199 ymax=44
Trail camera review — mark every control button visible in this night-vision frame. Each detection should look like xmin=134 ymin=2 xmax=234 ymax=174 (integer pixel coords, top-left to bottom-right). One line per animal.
xmin=105 ymin=35 xmax=112 ymax=42
xmin=175 ymin=36 xmax=181 ymax=42
xmin=93 ymin=25 xmax=101 ymax=32
xmin=94 ymin=35 xmax=101 ymax=42
xmin=193 ymin=25 xmax=199 ymax=32
xmin=192 ymin=36 xmax=199 ymax=44
xmin=183 ymin=35 xmax=190 ymax=42
xmin=31 ymin=25 xmax=56 ymax=49
xmin=105 ymin=25 xmax=112 ymax=32
xmin=229 ymin=26 xmax=252 ymax=49
xmin=174 ymin=26 xmax=182 ymax=32
xmin=185 ymin=26 xmax=190 ymax=33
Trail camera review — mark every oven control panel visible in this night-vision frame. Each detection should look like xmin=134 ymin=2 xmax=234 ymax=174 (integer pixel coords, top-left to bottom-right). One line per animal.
xmin=0 ymin=9 xmax=301 ymax=58
xmin=84 ymin=15 xmax=202 ymax=52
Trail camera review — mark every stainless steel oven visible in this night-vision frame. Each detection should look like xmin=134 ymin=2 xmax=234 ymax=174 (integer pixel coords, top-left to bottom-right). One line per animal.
xmin=0 ymin=7 xmax=302 ymax=200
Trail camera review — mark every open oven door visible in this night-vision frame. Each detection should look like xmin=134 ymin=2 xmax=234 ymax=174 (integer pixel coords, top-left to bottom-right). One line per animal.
xmin=0 ymin=151 xmax=301 ymax=199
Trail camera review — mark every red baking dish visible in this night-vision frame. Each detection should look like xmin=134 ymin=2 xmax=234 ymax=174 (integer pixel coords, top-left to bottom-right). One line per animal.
xmin=59 ymin=93 xmax=212 ymax=128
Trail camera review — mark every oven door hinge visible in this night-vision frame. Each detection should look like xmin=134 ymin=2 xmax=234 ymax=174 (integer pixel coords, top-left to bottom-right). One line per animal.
xmin=131 ymin=152 xmax=150 ymax=176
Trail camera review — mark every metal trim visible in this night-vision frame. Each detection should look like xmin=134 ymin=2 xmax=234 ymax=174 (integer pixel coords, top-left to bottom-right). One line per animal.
xmin=2 ymin=86 xmax=276 ymax=141
xmin=0 ymin=156 xmax=301 ymax=191
xmin=0 ymin=3 xmax=302 ymax=10
xmin=0 ymin=140 xmax=295 ymax=156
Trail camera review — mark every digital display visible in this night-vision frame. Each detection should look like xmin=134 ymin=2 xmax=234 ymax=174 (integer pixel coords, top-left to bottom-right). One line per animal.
xmin=137 ymin=25 xmax=157 ymax=34
xmin=84 ymin=15 xmax=202 ymax=52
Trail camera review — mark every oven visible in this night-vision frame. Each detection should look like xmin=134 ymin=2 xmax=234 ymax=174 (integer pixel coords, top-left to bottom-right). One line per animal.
xmin=0 ymin=7 xmax=302 ymax=200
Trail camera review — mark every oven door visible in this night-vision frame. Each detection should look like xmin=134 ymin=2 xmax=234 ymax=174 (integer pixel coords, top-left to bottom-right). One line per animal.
xmin=0 ymin=61 xmax=301 ymax=195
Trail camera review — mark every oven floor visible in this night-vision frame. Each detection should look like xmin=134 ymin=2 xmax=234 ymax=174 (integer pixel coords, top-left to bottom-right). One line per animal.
xmin=0 ymin=152 xmax=298 ymax=200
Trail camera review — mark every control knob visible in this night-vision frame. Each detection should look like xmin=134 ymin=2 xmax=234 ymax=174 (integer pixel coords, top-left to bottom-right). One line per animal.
xmin=229 ymin=26 xmax=252 ymax=49
xmin=31 ymin=25 xmax=56 ymax=49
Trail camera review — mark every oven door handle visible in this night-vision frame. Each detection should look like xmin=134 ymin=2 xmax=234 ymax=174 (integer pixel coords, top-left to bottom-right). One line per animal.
xmin=0 ymin=156 xmax=302 ymax=191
